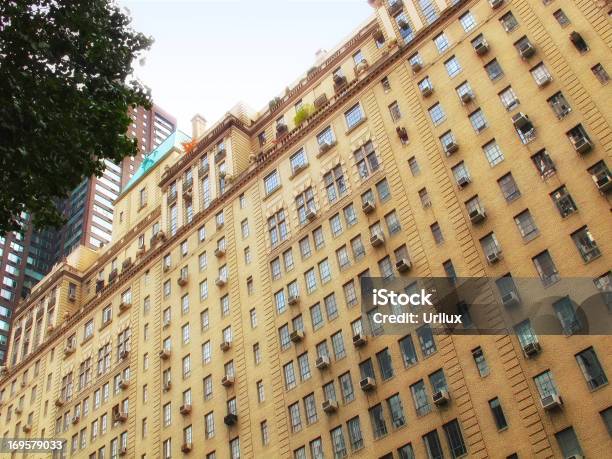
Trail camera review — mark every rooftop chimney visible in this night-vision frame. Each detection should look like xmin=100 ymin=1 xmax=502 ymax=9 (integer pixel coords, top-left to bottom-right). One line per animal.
xmin=191 ymin=114 xmax=207 ymax=141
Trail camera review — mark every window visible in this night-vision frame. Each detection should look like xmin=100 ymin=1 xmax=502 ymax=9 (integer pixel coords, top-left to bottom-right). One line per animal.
xmin=396 ymin=12 xmax=414 ymax=42
xmin=339 ymin=372 xmax=354 ymax=403
xmin=469 ymin=109 xmax=487 ymax=133
xmin=346 ymin=417 xmax=363 ymax=451
xmin=330 ymin=426 xmax=347 ymax=458
xmin=555 ymin=427 xmax=584 ymax=458
xmin=290 ymin=149 xmax=308 ymax=175
xmin=387 ymin=394 xmax=406 ymax=428
xmin=268 ymin=210 xmax=288 ymax=247
xmin=575 ymin=347 xmax=608 ymax=390
xmin=485 ymin=59 xmax=504 ymax=80
xmin=369 ymin=404 xmax=388 ymax=439
xmin=423 ymin=430 xmax=443 ymax=459
xmin=444 ymin=56 xmax=462 ymax=77
xmin=229 ymin=438 xmax=240 ymax=459
xmin=257 ymin=380 xmax=265 ymax=402
xmin=353 ymin=141 xmax=379 ymax=179
xmin=459 ymin=11 xmax=476 ymax=32
xmin=600 ymin=407 xmax=612 ymax=436
xmin=331 ymin=332 xmax=345 ymax=359
xmin=553 ymin=8 xmax=570 ymax=26
xmin=534 ymin=370 xmax=558 ymax=399
xmin=472 ymin=347 xmax=489 ymax=377
xmin=418 ymin=76 xmax=433 ymax=95
xmin=345 ymin=103 xmax=364 ymax=129
xmin=398 ymin=444 xmax=415 ymax=459
xmin=283 ymin=362 xmax=296 ymax=390
xmin=430 ymin=222 xmax=443 ymax=245
xmin=498 ymin=173 xmax=520 ymax=202
xmin=310 ymin=438 xmax=324 ymax=459
xmin=500 ymin=11 xmax=518 ymax=32
xmin=499 ymin=86 xmax=519 ymax=111
xmin=381 ymin=76 xmax=391 ymax=91
xmin=418 ymin=188 xmax=431 ymax=208
xmin=289 ymin=403 xmax=302 ymax=433
xmin=428 ymin=103 xmax=445 ymax=125
xmin=264 ymin=170 xmax=280 ymax=195
xmin=433 ymin=33 xmax=449 ymax=53
xmin=408 ymin=156 xmax=420 ymax=176
xmin=489 ymin=398 xmax=508 ymax=430
xmin=570 ymin=31 xmax=589 ymax=53
xmin=304 ymin=393 xmax=317 ymax=424
xmin=388 ymin=101 xmax=402 ymax=122
xmin=514 ymin=210 xmax=539 ymax=241
xmin=295 ymin=187 xmax=316 ymax=225
xmin=592 ymin=63 xmax=610 ymax=84
xmin=571 ymin=226 xmax=601 ymax=262
xmin=323 ymin=165 xmax=347 ymax=203
xmin=547 ymin=91 xmax=572 ymax=119
xmin=417 ymin=324 xmax=436 ymax=356
xmin=482 ymin=140 xmax=504 ymax=166
xmin=316 ymin=126 xmax=335 ymax=149
xmin=376 ymin=348 xmax=394 ymax=380
xmin=385 ymin=211 xmax=401 ymax=234
xmin=531 ymin=62 xmax=552 ymax=86
xmin=443 ymin=419 xmax=467 ymax=458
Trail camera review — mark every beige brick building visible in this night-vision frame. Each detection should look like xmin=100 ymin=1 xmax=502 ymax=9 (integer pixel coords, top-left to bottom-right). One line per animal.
xmin=1 ymin=1 xmax=611 ymax=458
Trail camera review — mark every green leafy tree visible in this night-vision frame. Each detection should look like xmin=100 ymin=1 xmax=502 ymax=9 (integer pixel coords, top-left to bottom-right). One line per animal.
xmin=0 ymin=0 xmax=153 ymax=235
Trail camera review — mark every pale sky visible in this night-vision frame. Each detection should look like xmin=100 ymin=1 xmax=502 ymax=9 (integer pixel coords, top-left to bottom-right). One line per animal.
xmin=120 ymin=0 xmax=374 ymax=132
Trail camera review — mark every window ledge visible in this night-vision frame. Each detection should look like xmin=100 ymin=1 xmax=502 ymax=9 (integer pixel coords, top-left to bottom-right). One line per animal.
xmin=345 ymin=117 xmax=368 ymax=135
xmin=290 ymin=163 xmax=309 ymax=180
xmin=262 ymin=185 xmax=282 ymax=202
xmin=82 ymin=335 xmax=94 ymax=345
xmin=589 ymin=381 xmax=609 ymax=393
xmin=99 ymin=319 xmax=112 ymax=331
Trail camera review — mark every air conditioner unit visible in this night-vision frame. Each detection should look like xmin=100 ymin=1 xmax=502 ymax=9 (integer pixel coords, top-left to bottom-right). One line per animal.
xmin=411 ymin=61 xmax=423 ymax=73
xmin=566 ymin=456 xmax=584 ymax=459
xmin=22 ymin=424 xmax=32 ymax=433
xmin=512 ymin=112 xmax=530 ymax=129
xmin=315 ymin=355 xmax=330 ymax=370
xmin=214 ymin=247 xmax=226 ymax=258
xmin=216 ymin=221 xmax=224 ymax=230
xmin=573 ymin=136 xmax=593 ymax=154
xmin=540 ymin=393 xmax=562 ymax=410
xmin=444 ymin=141 xmax=459 ymax=155
xmin=68 ymin=291 xmax=76 ymax=302
xmin=290 ymin=330 xmax=304 ymax=343
xmin=522 ymin=341 xmax=541 ymax=357
xmin=177 ymin=275 xmax=189 ymax=287
xmin=518 ymin=41 xmax=536 ymax=59
xmin=489 ymin=0 xmax=503 ymax=8
xmin=215 ymin=277 xmax=227 ymax=287
xmin=71 ymin=415 xmax=80 ymax=424
xmin=288 ymin=294 xmax=300 ymax=306
xmin=15 ymin=406 xmax=23 ymax=414
xmin=474 ymin=39 xmax=489 ymax=55
xmin=592 ymin=171 xmax=612 ymax=193
xmin=180 ymin=404 xmax=192 ymax=415
xmin=305 ymin=208 xmax=317 ymax=221
xmin=536 ymin=75 xmax=552 ymax=87
xmin=370 ymin=233 xmax=385 ymax=247
xmin=432 ymin=389 xmax=450 ymax=406
xmin=457 ymin=176 xmax=471 ymax=188
xmin=360 ymin=377 xmax=376 ymax=391
xmin=120 ymin=350 xmax=130 ymax=360
xmin=163 ymin=381 xmax=172 ymax=391
xmin=163 ymin=264 xmax=171 ymax=273
xmin=119 ymin=379 xmax=129 ymax=390
xmin=460 ymin=91 xmax=474 ymax=104
xmin=352 ymin=333 xmax=367 ymax=347
xmin=469 ymin=208 xmax=486 ymax=224
xmin=159 ymin=349 xmax=171 ymax=360
xmin=487 ymin=250 xmax=502 ymax=264
xmin=113 ymin=411 xmax=128 ymax=423
xmin=55 ymin=397 xmax=66 ymax=407
xmin=163 ymin=320 xmax=171 ymax=329
xmin=119 ymin=301 xmax=131 ymax=312
xmin=119 ymin=447 xmax=128 ymax=456
xmin=395 ymin=258 xmax=412 ymax=273
xmin=322 ymin=399 xmax=338 ymax=414
xmin=421 ymin=85 xmax=434 ymax=97
xmin=220 ymin=341 xmax=231 ymax=352
xmin=221 ymin=375 xmax=235 ymax=387
xmin=362 ymin=200 xmax=375 ymax=214
xmin=501 ymin=291 xmax=520 ymax=307
xmin=63 ymin=344 xmax=75 ymax=356
xmin=224 ymin=413 xmax=238 ymax=425
xmin=181 ymin=443 xmax=193 ymax=453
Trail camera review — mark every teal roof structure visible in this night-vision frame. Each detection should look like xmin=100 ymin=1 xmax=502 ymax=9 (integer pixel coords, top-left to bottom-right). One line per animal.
xmin=122 ymin=130 xmax=191 ymax=195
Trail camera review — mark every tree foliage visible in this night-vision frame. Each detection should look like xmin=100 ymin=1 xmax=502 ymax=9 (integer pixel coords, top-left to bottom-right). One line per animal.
xmin=0 ymin=0 xmax=153 ymax=235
